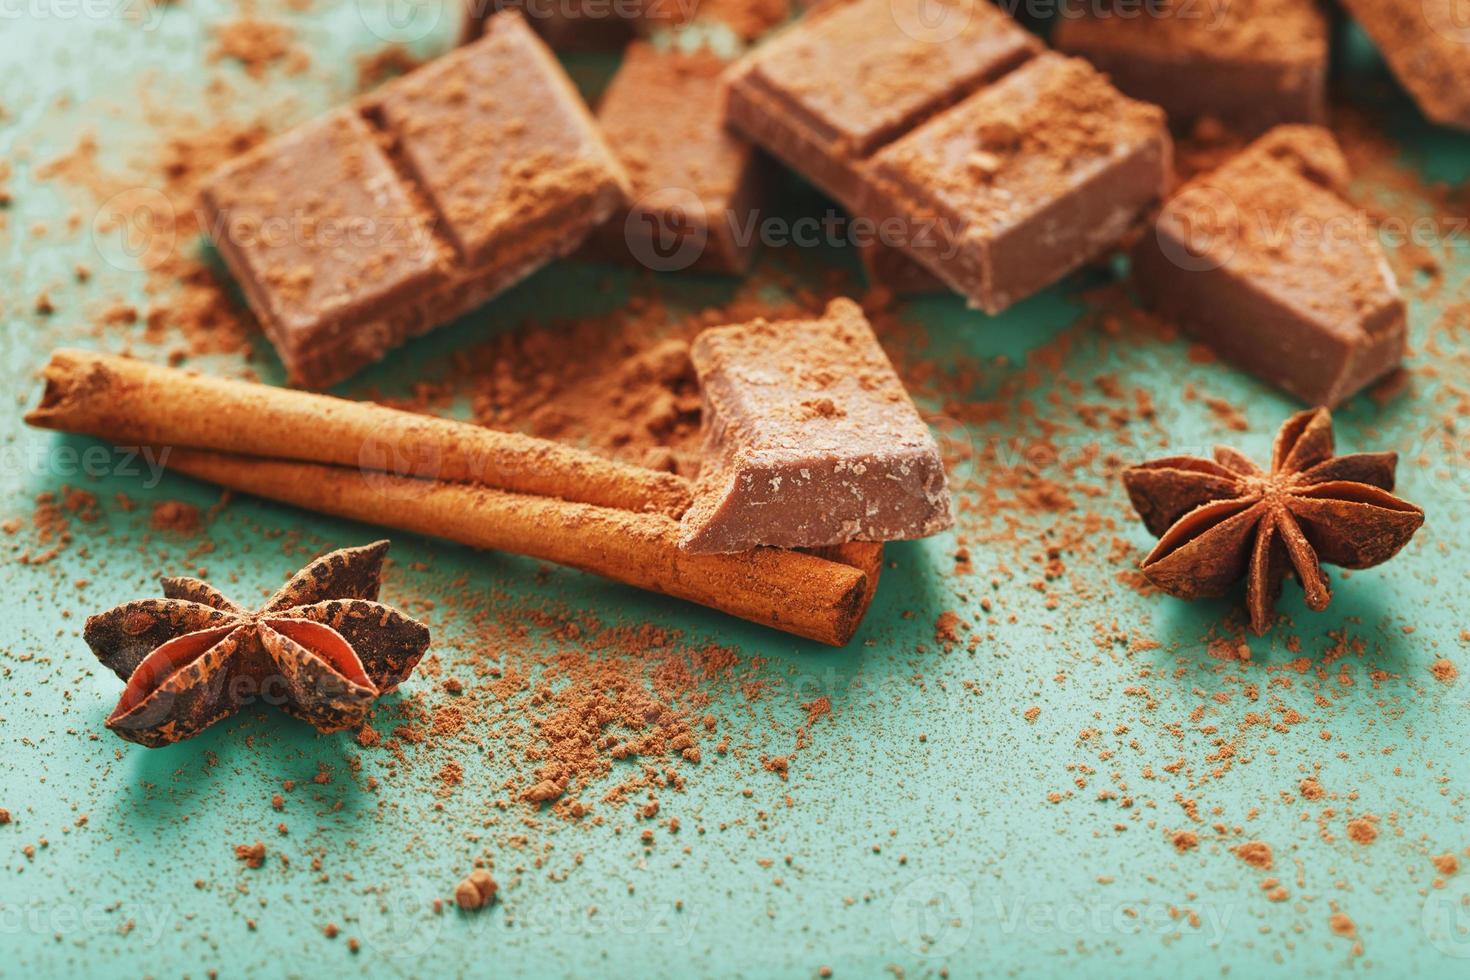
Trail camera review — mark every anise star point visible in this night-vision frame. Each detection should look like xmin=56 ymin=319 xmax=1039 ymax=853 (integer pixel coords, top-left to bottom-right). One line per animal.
xmin=84 ymin=540 xmax=430 ymax=747
xmin=1123 ymin=409 xmax=1425 ymax=634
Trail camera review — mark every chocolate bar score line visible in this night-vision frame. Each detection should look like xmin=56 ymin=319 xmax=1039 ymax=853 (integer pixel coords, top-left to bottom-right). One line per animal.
xmin=198 ymin=10 xmax=631 ymax=389
xmin=26 ymin=350 xmax=881 ymax=647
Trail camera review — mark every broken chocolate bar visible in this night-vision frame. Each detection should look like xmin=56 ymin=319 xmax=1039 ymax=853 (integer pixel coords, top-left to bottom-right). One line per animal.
xmin=597 ymin=41 xmax=764 ymax=274
xmin=1131 ymin=126 xmax=1406 ymax=407
xmin=201 ymin=10 xmax=630 ymax=387
xmin=859 ymin=53 xmax=1171 ymax=314
xmin=679 ymin=297 xmax=953 ymax=553
xmin=1339 ymin=0 xmax=1470 ymax=130
xmin=725 ymin=3 xmax=1170 ymax=312
xmin=1053 ymin=0 xmax=1328 ymax=133
xmin=724 ymin=0 xmax=1041 ymax=209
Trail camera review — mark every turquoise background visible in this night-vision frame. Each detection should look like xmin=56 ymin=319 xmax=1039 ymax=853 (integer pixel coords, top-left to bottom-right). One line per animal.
xmin=3 ymin=3 xmax=1470 ymax=977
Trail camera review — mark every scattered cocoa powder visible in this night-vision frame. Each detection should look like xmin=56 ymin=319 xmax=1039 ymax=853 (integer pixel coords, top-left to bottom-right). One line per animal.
xmin=234 ymin=841 xmax=266 ymax=868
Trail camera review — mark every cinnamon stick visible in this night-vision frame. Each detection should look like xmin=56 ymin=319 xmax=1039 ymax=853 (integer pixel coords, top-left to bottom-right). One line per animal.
xmin=26 ymin=349 xmax=691 ymax=518
xmin=164 ymin=449 xmax=872 ymax=646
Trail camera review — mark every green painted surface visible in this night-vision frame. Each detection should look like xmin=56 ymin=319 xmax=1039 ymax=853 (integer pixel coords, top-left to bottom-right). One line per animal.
xmin=3 ymin=5 xmax=1470 ymax=978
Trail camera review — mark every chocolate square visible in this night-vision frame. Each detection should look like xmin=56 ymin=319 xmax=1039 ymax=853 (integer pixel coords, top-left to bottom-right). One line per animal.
xmin=679 ymin=298 xmax=953 ymax=553
xmin=1053 ymin=0 xmax=1328 ymax=133
xmin=862 ymin=53 xmax=1171 ymax=313
xmin=369 ymin=10 xmax=629 ymax=271
xmin=597 ymin=41 xmax=765 ymax=274
xmin=1132 ymin=126 xmax=1407 ymax=407
xmin=724 ymin=0 xmax=1040 ymax=206
xmin=201 ymin=11 xmax=631 ymax=387
xmin=199 ymin=110 xmax=448 ymax=382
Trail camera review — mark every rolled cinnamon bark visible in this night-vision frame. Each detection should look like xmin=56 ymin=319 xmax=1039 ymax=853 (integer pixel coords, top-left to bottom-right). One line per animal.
xmin=164 ymin=449 xmax=873 ymax=646
xmin=25 ymin=349 xmax=691 ymax=518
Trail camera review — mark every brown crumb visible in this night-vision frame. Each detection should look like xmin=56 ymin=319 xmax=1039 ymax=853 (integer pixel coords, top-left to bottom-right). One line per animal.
xmin=454 ymin=868 xmax=497 ymax=911
xmin=234 ymin=841 xmax=266 ymax=869
xmin=1233 ymin=840 xmax=1273 ymax=869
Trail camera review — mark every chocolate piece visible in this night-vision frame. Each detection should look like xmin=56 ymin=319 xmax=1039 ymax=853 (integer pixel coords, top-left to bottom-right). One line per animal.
xmin=1131 ymin=126 xmax=1406 ymax=407
xmin=724 ymin=0 xmax=1041 ymax=207
xmin=725 ymin=6 xmax=1171 ymax=312
xmin=861 ymin=53 xmax=1171 ymax=313
xmin=597 ymin=42 xmax=764 ymax=274
xmin=679 ymin=297 xmax=953 ymax=553
xmin=1339 ymin=0 xmax=1470 ymax=130
xmin=1053 ymin=0 xmax=1328 ymax=133
xmin=201 ymin=11 xmax=629 ymax=387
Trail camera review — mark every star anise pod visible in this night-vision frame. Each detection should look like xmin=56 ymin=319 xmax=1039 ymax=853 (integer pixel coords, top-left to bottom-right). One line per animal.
xmin=84 ymin=541 xmax=430 ymax=747
xmin=1122 ymin=409 xmax=1424 ymax=634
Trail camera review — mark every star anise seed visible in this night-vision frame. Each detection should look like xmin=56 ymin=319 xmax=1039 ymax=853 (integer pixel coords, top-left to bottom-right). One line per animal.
xmin=84 ymin=540 xmax=430 ymax=747
xmin=1122 ymin=409 xmax=1424 ymax=634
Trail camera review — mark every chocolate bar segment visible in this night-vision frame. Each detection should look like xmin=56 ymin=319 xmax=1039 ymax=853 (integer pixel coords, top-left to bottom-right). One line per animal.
xmin=201 ymin=11 xmax=629 ymax=387
xmin=679 ymin=298 xmax=953 ymax=553
xmin=199 ymin=110 xmax=448 ymax=383
xmin=862 ymin=53 xmax=1171 ymax=313
xmin=1053 ymin=0 xmax=1328 ymax=133
xmin=724 ymin=0 xmax=1041 ymax=206
xmin=1339 ymin=0 xmax=1470 ymax=130
xmin=1131 ymin=126 xmax=1406 ymax=407
xmin=596 ymin=42 xmax=765 ymax=274
xmin=368 ymin=14 xmax=627 ymax=271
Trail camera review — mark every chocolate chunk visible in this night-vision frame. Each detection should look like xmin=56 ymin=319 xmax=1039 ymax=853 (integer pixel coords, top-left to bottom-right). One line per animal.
xmin=199 ymin=110 xmax=448 ymax=385
xmin=200 ymin=10 xmax=629 ymax=387
xmin=724 ymin=0 xmax=1040 ymax=207
xmin=1339 ymin=0 xmax=1470 ymax=130
xmin=1132 ymin=126 xmax=1406 ymax=407
xmin=1054 ymin=0 xmax=1328 ymax=133
xmin=679 ymin=298 xmax=953 ymax=553
xmin=596 ymin=42 xmax=765 ymax=274
xmin=725 ymin=5 xmax=1171 ymax=313
xmin=367 ymin=15 xmax=626 ymax=270
xmin=861 ymin=53 xmax=1171 ymax=313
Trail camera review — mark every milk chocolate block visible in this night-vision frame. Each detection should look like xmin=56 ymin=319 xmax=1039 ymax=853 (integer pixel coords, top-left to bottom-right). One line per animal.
xmin=724 ymin=0 xmax=1041 ymax=208
xmin=862 ymin=53 xmax=1171 ymax=313
xmin=1132 ymin=126 xmax=1406 ymax=407
xmin=202 ymin=11 xmax=629 ymax=387
xmin=1053 ymin=0 xmax=1328 ymax=133
xmin=679 ymin=298 xmax=953 ymax=553
xmin=1340 ymin=0 xmax=1470 ymax=130
xmin=597 ymin=42 xmax=764 ymax=274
